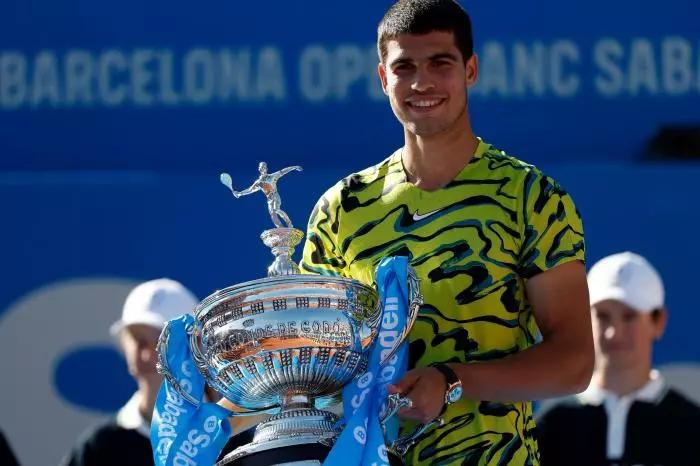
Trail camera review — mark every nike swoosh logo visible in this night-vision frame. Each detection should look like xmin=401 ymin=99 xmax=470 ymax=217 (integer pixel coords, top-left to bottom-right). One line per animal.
xmin=412 ymin=209 xmax=441 ymax=221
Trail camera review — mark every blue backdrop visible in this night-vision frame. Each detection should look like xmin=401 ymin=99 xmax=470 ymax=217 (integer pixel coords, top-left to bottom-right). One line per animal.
xmin=1 ymin=0 xmax=698 ymax=171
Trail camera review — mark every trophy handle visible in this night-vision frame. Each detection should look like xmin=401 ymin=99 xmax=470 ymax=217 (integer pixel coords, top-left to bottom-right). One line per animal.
xmin=155 ymin=320 xmax=200 ymax=406
xmin=390 ymin=417 xmax=444 ymax=456
xmin=378 ymin=266 xmax=423 ymax=366
xmin=185 ymin=320 xmax=234 ymax=400
xmin=185 ymin=320 xmax=209 ymax=375
xmin=379 ymin=393 xmax=444 ymax=456
xmin=379 ymin=392 xmax=412 ymax=423
xmin=376 ymin=267 xmax=430 ymax=455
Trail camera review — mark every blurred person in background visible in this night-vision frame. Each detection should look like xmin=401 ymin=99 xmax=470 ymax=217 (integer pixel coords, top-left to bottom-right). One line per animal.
xmin=61 ymin=278 xmax=200 ymax=466
xmin=536 ymin=252 xmax=700 ymax=466
xmin=60 ymin=278 xmax=257 ymax=466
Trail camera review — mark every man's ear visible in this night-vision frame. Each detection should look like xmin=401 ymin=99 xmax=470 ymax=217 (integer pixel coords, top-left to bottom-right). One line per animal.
xmin=651 ymin=308 xmax=668 ymax=341
xmin=465 ymin=53 xmax=478 ymax=88
xmin=377 ymin=63 xmax=389 ymax=96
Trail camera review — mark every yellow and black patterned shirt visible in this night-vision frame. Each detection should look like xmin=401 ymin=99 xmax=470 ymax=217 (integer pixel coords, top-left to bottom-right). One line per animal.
xmin=300 ymin=140 xmax=585 ymax=465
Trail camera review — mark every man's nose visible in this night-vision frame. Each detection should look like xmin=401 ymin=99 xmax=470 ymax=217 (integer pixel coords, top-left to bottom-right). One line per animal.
xmin=140 ymin=345 xmax=156 ymax=362
xmin=411 ymin=69 xmax=435 ymax=92
xmin=604 ymin=325 xmax=619 ymax=340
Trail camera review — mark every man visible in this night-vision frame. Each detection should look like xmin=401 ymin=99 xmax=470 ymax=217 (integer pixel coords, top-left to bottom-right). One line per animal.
xmin=61 ymin=278 xmax=201 ymax=466
xmin=536 ymin=252 xmax=700 ymax=465
xmin=300 ymin=1 xmax=593 ymax=464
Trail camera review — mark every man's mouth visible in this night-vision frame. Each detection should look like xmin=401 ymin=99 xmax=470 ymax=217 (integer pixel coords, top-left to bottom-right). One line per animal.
xmin=603 ymin=344 xmax=630 ymax=352
xmin=406 ymin=97 xmax=446 ymax=111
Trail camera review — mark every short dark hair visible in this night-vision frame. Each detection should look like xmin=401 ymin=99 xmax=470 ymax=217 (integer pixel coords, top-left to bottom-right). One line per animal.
xmin=377 ymin=0 xmax=474 ymax=63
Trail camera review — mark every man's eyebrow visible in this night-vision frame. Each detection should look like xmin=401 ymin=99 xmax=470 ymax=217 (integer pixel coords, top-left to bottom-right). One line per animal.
xmin=429 ymin=52 xmax=459 ymax=61
xmin=389 ymin=52 xmax=459 ymax=67
xmin=389 ymin=57 xmax=414 ymax=67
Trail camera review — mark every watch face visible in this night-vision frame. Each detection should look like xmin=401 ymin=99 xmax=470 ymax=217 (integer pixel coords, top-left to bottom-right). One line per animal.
xmin=447 ymin=386 xmax=463 ymax=404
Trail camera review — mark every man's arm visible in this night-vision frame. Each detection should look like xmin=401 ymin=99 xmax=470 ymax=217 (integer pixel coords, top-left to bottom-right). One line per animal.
xmin=232 ymin=183 xmax=259 ymax=198
xmin=275 ymin=165 xmax=303 ymax=179
xmin=390 ymin=260 xmax=593 ymax=423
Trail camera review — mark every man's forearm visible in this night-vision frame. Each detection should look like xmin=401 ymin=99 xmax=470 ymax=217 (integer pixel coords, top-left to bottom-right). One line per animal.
xmin=449 ymin=334 xmax=593 ymax=402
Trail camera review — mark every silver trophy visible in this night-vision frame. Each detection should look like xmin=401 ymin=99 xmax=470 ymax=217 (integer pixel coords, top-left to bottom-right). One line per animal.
xmin=158 ymin=163 xmax=426 ymax=465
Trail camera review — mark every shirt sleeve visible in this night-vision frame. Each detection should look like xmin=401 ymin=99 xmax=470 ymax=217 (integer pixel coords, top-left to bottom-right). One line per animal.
xmin=518 ymin=170 xmax=585 ymax=279
xmin=300 ymin=186 xmax=348 ymax=277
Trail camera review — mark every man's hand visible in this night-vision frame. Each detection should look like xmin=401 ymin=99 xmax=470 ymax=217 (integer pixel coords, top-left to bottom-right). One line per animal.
xmin=387 ymin=367 xmax=446 ymax=423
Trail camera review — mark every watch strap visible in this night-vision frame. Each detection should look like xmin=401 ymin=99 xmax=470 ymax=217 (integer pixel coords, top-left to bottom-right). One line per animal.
xmin=432 ymin=363 xmax=459 ymax=387
xmin=431 ymin=363 xmax=461 ymax=411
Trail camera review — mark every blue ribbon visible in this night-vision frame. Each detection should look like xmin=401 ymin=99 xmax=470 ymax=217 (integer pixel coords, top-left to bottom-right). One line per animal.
xmin=323 ymin=256 xmax=411 ymax=466
xmin=150 ymin=314 xmax=232 ymax=466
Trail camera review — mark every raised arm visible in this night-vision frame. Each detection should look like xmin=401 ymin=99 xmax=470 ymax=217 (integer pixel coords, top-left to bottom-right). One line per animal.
xmin=274 ymin=165 xmax=303 ymax=179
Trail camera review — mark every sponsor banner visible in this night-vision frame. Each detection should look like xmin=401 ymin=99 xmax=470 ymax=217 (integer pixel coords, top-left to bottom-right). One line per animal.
xmin=0 ymin=1 xmax=698 ymax=170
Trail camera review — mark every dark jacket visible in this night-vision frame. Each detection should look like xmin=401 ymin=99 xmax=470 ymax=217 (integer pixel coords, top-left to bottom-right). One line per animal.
xmin=536 ymin=384 xmax=700 ymax=466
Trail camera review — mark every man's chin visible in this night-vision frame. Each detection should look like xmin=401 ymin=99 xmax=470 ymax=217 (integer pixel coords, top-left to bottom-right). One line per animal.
xmin=602 ymin=353 xmax=637 ymax=368
xmin=405 ymin=121 xmax=450 ymax=137
xmin=138 ymin=372 xmax=164 ymax=386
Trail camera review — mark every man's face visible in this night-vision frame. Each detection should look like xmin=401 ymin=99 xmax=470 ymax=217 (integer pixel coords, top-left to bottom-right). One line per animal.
xmin=378 ymin=31 xmax=477 ymax=137
xmin=120 ymin=324 xmax=162 ymax=382
xmin=591 ymin=299 xmax=665 ymax=370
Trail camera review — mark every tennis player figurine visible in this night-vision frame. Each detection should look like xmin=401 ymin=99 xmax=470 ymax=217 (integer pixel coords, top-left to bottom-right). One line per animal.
xmin=220 ymin=162 xmax=302 ymax=229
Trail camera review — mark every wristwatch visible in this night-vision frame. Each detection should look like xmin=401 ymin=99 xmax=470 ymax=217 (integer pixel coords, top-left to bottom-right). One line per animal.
xmin=432 ymin=363 xmax=463 ymax=406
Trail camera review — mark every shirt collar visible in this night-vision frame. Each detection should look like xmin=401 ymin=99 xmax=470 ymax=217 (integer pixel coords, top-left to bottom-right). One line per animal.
xmin=577 ymin=369 xmax=667 ymax=406
xmin=391 ymin=138 xmax=490 ymax=185
xmin=115 ymin=392 xmax=151 ymax=438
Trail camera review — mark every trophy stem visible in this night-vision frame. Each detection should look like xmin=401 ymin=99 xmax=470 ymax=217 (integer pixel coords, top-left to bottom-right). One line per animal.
xmin=281 ymin=393 xmax=314 ymax=411
xmin=261 ymin=227 xmax=305 ymax=276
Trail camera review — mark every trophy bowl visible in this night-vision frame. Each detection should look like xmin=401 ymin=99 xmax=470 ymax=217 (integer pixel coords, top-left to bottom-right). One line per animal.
xmin=183 ymin=272 xmax=416 ymax=466
xmin=190 ymin=274 xmax=381 ymax=412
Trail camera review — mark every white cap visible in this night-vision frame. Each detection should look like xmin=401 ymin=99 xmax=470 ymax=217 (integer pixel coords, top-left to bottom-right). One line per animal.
xmin=110 ymin=278 xmax=198 ymax=336
xmin=587 ymin=252 xmax=664 ymax=313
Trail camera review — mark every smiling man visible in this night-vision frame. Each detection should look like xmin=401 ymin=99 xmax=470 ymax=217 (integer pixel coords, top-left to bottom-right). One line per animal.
xmin=300 ymin=1 xmax=593 ymax=464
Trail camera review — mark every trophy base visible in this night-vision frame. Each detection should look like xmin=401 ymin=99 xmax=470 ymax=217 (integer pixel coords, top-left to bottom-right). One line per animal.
xmin=217 ymin=439 xmax=404 ymax=466
xmin=218 ymin=406 xmax=338 ymax=466
xmin=216 ymin=405 xmax=404 ymax=466
xmin=217 ymin=439 xmax=331 ymax=466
